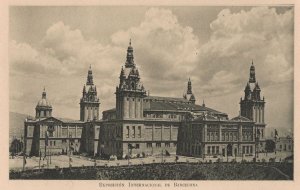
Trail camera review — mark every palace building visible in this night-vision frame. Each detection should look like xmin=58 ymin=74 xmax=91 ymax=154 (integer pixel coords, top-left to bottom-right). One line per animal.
xmin=24 ymin=40 xmax=267 ymax=159
xmin=24 ymin=67 xmax=101 ymax=156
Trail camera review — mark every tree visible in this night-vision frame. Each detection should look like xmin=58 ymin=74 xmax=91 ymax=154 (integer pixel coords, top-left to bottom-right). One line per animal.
xmin=265 ymin=139 xmax=275 ymax=152
xmin=9 ymin=138 xmax=23 ymax=155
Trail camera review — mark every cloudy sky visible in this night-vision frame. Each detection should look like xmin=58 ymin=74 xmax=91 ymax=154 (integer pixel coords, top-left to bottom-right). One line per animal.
xmin=9 ymin=6 xmax=294 ymax=136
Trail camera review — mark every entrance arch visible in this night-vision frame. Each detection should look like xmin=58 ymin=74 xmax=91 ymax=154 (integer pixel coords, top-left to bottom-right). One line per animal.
xmin=227 ymin=144 xmax=233 ymax=156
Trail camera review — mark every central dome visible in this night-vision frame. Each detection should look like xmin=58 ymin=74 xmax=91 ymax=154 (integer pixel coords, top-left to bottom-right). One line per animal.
xmin=37 ymin=98 xmax=52 ymax=107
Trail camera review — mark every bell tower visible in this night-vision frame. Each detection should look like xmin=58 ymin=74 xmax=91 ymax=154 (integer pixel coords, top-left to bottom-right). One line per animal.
xmin=80 ymin=65 xmax=100 ymax=121
xmin=115 ymin=40 xmax=147 ymax=119
xmin=183 ymin=78 xmax=196 ymax=104
xmin=240 ymin=61 xmax=265 ymax=123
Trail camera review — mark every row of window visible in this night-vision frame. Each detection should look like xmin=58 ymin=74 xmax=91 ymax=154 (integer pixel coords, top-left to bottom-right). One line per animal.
xmin=206 ymin=132 xmax=254 ymax=142
xmin=146 ymin=142 xmax=176 ymax=148
xmin=143 ymin=113 xmax=184 ymax=119
xmin=126 ymin=126 xmax=142 ymax=138
xmin=126 ymin=98 xmax=141 ymax=102
xmin=279 ymin=144 xmax=292 ymax=151
xmin=242 ymin=146 xmax=253 ymax=154
xmin=207 ymin=146 xmax=220 ymax=155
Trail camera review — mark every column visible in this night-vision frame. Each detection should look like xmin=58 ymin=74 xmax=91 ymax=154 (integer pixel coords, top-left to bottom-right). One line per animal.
xmin=123 ymin=97 xmax=129 ymax=118
xmin=239 ymin=125 xmax=242 ymax=142
xmin=84 ymin=107 xmax=88 ymax=121
xmin=219 ymin=125 xmax=222 ymax=142
xmin=259 ymin=107 xmax=261 ymax=123
xmin=75 ymin=125 xmax=77 ymax=138
xmin=161 ymin=124 xmax=163 ymax=141
xmin=262 ymin=108 xmax=264 ymax=123
xmin=170 ymin=124 xmax=172 ymax=141
xmin=204 ymin=124 xmax=207 ymax=142
xmin=152 ymin=124 xmax=154 ymax=141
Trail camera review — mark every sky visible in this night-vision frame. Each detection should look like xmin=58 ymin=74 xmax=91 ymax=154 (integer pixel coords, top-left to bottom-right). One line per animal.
xmin=9 ymin=6 xmax=294 ymax=137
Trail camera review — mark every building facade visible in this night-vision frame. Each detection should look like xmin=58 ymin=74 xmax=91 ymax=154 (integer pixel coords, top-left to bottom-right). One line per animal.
xmin=24 ymin=68 xmax=100 ymax=156
xmin=98 ymin=41 xmax=262 ymax=159
xmin=177 ymin=63 xmax=267 ymax=159
xmin=24 ymin=40 xmax=267 ymax=159
xmin=275 ymin=136 xmax=293 ymax=152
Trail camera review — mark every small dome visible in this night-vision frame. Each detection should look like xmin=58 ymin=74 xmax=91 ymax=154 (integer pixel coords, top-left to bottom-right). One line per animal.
xmin=37 ymin=98 xmax=52 ymax=107
xmin=36 ymin=88 xmax=52 ymax=108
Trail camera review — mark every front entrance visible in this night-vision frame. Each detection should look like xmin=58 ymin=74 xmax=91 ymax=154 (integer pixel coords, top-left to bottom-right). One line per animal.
xmin=227 ymin=144 xmax=233 ymax=156
xmin=222 ymin=148 xmax=225 ymax=156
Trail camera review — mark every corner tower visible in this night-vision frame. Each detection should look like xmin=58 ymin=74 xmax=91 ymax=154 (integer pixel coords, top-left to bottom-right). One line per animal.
xmin=183 ymin=78 xmax=196 ymax=104
xmin=115 ymin=40 xmax=147 ymax=119
xmin=240 ymin=61 xmax=265 ymax=123
xmin=80 ymin=65 xmax=100 ymax=121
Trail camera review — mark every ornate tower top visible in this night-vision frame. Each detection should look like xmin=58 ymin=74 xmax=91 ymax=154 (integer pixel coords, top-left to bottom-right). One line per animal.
xmin=42 ymin=87 xmax=46 ymax=99
xmin=80 ymin=66 xmax=100 ymax=121
xmin=187 ymin=78 xmax=192 ymax=94
xmin=36 ymin=87 xmax=51 ymax=108
xmin=86 ymin=64 xmax=94 ymax=85
xmin=36 ymin=87 xmax=52 ymax=119
xmin=184 ymin=78 xmax=196 ymax=104
xmin=125 ymin=39 xmax=135 ymax=68
xmin=249 ymin=60 xmax=256 ymax=83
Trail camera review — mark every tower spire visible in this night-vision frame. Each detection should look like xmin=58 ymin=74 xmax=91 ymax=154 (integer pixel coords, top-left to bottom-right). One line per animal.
xmin=42 ymin=87 xmax=46 ymax=99
xmin=86 ymin=65 xmax=94 ymax=85
xmin=125 ymin=39 xmax=135 ymax=68
xmin=187 ymin=78 xmax=192 ymax=94
xmin=249 ymin=60 xmax=256 ymax=83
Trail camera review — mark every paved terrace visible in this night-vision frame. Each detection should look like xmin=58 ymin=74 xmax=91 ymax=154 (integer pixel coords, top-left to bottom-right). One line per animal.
xmin=9 ymin=152 xmax=292 ymax=171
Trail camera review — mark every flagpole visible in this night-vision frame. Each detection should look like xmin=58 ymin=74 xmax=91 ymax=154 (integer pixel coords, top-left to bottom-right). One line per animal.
xmin=22 ymin=135 xmax=25 ymax=171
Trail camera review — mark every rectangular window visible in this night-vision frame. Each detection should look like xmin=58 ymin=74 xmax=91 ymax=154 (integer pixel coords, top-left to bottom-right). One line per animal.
xmin=222 ymin=134 xmax=225 ymax=141
xmin=156 ymin=143 xmax=161 ymax=148
xmin=284 ymin=144 xmax=287 ymax=151
xmin=126 ymin=126 xmax=129 ymax=138
xmin=242 ymin=146 xmax=245 ymax=154
xmin=138 ymin=126 xmax=141 ymax=138
xmin=147 ymin=143 xmax=152 ymax=148
xmin=207 ymin=133 xmax=210 ymax=141
xmin=132 ymin=126 xmax=135 ymax=138
xmin=249 ymin=146 xmax=253 ymax=153
xmin=246 ymin=146 xmax=249 ymax=154
xmin=212 ymin=146 xmax=215 ymax=154
xmin=165 ymin=142 xmax=170 ymax=147
xmin=50 ymin=141 xmax=52 ymax=146
xmin=216 ymin=146 xmax=219 ymax=154
xmin=54 ymin=141 xmax=56 ymax=146
xmin=207 ymin=146 xmax=211 ymax=154
xmin=136 ymin=144 xmax=140 ymax=149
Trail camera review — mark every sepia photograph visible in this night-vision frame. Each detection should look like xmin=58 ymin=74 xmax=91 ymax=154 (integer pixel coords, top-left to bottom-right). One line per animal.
xmin=6 ymin=3 xmax=295 ymax=183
